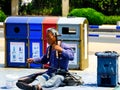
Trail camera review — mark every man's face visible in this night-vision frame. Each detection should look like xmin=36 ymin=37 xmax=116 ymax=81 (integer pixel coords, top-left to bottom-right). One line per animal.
xmin=46 ymin=31 xmax=56 ymax=45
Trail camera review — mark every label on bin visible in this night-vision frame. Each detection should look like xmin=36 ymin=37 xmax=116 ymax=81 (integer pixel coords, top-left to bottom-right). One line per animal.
xmin=68 ymin=44 xmax=77 ymax=65
xmin=10 ymin=42 xmax=25 ymax=63
xmin=32 ymin=43 xmax=40 ymax=58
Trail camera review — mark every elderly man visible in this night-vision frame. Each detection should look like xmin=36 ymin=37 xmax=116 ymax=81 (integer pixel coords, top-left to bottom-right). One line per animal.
xmin=16 ymin=28 xmax=74 ymax=90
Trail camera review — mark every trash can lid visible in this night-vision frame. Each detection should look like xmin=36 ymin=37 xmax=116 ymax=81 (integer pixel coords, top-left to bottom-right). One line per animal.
xmin=58 ymin=17 xmax=87 ymax=25
xmin=5 ymin=16 xmax=29 ymax=24
xmin=95 ymin=51 xmax=119 ymax=57
xmin=42 ymin=16 xmax=58 ymax=24
xmin=28 ymin=17 xmax=44 ymax=24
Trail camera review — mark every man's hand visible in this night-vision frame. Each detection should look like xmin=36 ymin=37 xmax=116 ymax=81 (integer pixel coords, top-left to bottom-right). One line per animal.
xmin=27 ymin=58 xmax=34 ymax=63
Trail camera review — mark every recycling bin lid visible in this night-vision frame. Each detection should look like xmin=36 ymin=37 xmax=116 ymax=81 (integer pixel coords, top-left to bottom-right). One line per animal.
xmin=42 ymin=16 xmax=58 ymax=24
xmin=5 ymin=16 xmax=29 ymax=24
xmin=95 ymin=51 xmax=119 ymax=57
xmin=28 ymin=17 xmax=44 ymax=24
xmin=58 ymin=17 xmax=87 ymax=25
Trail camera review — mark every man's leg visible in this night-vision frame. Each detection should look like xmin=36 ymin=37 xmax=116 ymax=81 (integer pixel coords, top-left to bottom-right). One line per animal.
xmin=35 ymin=73 xmax=50 ymax=86
xmin=16 ymin=73 xmax=50 ymax=90
xmin=42 ymin=75 xmax=64 ymax=88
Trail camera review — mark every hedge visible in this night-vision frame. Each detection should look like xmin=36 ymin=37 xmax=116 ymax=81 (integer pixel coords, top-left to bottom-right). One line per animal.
xmin=68 ymin=8 xmax=105 ymax=25
xmin=0 ymin=10 xmax=6 ymax=22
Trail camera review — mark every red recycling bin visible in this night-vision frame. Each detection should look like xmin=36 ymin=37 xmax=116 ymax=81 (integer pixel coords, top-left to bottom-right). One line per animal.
xmin=42 ymin=16 xmax=58 ymax=68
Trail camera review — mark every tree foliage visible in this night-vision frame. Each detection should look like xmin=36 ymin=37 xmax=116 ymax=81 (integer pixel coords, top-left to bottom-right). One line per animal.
xmin=0 ymin=0 xmax=11 ymax=15
xmin=0 ymin=10 xmax=6 ymax=22
xmin=69 ymin=0 xmax=120 ymax=16
xmin=0 ymin=0 xmax=120 ymax=16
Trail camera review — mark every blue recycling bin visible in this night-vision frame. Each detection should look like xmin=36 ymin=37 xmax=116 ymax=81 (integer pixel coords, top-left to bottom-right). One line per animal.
xmin=95 ymin=51 xmax=119 ymax=87
xmin=28 ymin=17 xmax=44 ymax=68
xmin=5 ymin=16 xmax=29 ymax=67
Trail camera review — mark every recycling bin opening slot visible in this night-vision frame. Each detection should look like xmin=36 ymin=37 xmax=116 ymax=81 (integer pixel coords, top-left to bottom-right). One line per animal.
xmin=62 ymin=27 xmax=76 ymax=34
xmin=14 ymin=27 xmax=20 ymax=33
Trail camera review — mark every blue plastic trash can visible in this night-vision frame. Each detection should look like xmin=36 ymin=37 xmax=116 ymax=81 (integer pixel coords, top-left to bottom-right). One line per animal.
xmin=95 ymin=51 xmax=119 ymax=87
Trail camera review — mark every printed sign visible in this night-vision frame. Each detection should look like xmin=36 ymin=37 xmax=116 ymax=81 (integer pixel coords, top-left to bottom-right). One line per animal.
xmin=32 ymin=43 xmax=40 ymax=58
xmin=10 ymin=42 xmax=25 ymax=63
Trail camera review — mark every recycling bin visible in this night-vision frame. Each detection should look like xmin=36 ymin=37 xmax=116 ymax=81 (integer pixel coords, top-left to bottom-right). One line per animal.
xmin=58 ymin=17 xmax=89 ymax=70
xmin=95 ymin=51 xmax=119 ymax=87
xmin=42 ymin=16 xmax=58 ymax=54
xmin=4 ymin=16 xmax=29 ymax=67
xmin=28 ymin=17 xmax=44 ymax=68
xmin=42 ymin=16 xmax=58 ymax=68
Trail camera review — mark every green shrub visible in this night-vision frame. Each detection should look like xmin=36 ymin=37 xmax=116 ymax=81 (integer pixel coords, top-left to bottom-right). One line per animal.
xmin=104 ymin=16 xmax=120 ymax=24
xmin=0 ymin=10 xmax=7 ymax=22
xmin=68 ymin=8 xmax=105 ymax=25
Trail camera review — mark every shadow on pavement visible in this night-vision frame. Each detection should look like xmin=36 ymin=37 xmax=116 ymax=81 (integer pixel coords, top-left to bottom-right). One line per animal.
xmin=0 ymin=64 xmax=4 ymax=68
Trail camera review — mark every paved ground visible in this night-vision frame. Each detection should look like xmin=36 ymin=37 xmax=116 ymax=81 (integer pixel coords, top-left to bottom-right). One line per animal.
xmin=0 ymin=37 xmax=119 ymax=90
xmin=0 ymin=53 xmax=116 ymax=90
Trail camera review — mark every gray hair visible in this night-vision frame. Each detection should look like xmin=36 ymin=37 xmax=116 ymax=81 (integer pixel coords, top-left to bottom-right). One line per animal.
xmin=47 ymin=28 xmax=59 ymax=36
